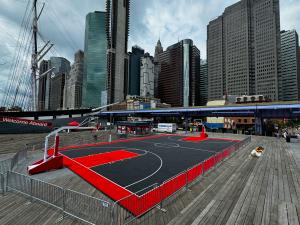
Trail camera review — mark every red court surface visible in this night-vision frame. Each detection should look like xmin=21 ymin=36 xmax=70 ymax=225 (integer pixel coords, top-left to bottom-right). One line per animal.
xmin=73 ymin=150 xmax=140 ymax=168
xmin=51 ymin=135 xmax=246 ymax=216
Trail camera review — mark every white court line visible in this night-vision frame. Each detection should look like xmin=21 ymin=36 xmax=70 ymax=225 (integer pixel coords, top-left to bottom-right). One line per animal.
xmin=140 ymin=140 xmax=180 ymax=148
xmin=177 ymin=146 xmax=218 ymax=153
xmin=126 ymin=148 xmax=148 ymax=157
xmin=139 ymin=140 xmax=217 ymax=153
xmin=124 ymin=148 xmax=163 ymax=189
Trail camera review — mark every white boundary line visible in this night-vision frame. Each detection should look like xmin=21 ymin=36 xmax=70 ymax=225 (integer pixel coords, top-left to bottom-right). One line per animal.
xmin=139 ymin=140 xmax=217 ymax=153
xmin=124 ymin=149 xmax=163 ymax=189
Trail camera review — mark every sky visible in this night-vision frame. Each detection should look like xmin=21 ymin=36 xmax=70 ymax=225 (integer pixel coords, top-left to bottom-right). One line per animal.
xmin=0 ymin=0 xmax=300 ymax=105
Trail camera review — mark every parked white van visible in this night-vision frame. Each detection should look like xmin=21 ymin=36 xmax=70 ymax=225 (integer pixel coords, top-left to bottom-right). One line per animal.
xmin=156 ymin=123 xmax=177 ymax=133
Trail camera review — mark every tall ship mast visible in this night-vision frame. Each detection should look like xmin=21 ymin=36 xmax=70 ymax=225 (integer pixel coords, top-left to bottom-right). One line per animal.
xmin=1 ymin=0 xmax=53 ymax=111
xmin=31 ymin=0 xmax=53 ymax=111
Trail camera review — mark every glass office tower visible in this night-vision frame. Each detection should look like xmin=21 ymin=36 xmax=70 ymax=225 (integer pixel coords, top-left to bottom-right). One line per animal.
xmin=83 ymin=11 xmax=107 ymax=108
xmin=158 ymin=39 xmax=200 ymax=107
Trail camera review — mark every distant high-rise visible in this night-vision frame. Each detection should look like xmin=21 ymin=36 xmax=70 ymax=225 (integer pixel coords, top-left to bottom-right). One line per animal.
xmin=158 ymin=39 xmax=200 ymax=107
xmin=154 ymin=39 xmax=163 ymax=62
xmin=49 ymin=57 xmax=71 ymax=110
xmin=106 ymin=0 xmax=130 ymax=104
xmin=207 ymin=0 xmax=281 ymax=101
xmin=64 ymin=50 xmax=84 ymax=109
xmin=154 ymin=39 xmax=163 ymax=98
xmin=279 ymin=30 xmax=300 ymax=101
xmin=200 ymin=60 xmax=208 ymax=106
xmin=128 ymin=46 xmax=145 ymax=96
xmin=83 ymin=11 xmax=107 ymax=108
xmin=38 ymin=60 xmax=50 ymax=111
xmin=140 ymin=53 xmax=155 ymax=98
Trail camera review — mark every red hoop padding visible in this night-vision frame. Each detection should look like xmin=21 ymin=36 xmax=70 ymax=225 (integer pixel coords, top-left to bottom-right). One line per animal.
xmin=182 ymin=126 xmax=208 ymax=142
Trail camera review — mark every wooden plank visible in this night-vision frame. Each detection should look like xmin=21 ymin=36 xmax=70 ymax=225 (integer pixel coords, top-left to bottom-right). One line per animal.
xmin=226 ymin=140 xmax=267 ymax=225
xmin=239 ymin=143 xmax=270 ymax=225
xmin=190 ymin=200 xmax=215 ymax=225
xmin=278 ymin=202 xmax=289 ymax=225
xmin=287 ymin=202 xmax=300 ymax=225
xmin=168 ymin=138 xmax=257 ymax=225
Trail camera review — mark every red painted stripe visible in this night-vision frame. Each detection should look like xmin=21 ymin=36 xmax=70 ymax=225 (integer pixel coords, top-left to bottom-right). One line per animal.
xmin=62 ymin=154 xmax=134 ymax=201
xmin=182 ymin=136 xmax=208 ymax=142
xmin=73 ymin=150 xmax=140 ymax=168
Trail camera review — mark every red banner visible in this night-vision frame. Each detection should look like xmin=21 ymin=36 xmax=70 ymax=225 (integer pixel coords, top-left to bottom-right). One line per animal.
xmin=0 ymin=117 xmax=52 ymax=128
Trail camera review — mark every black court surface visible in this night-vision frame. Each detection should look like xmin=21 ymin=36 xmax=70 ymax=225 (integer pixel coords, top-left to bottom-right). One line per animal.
xmin=60 ymin=135 xmax=238 ymax=194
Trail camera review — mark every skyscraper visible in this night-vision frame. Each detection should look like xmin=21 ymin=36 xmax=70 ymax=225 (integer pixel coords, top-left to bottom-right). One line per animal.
xmin=200 ymin=60 xmax=208 ymax=106
xmin=83 ymin=11 xmax=107 ymax=108
xmin=154 ymin=39 xmax=163 ymax=98
xmin=207 ymin=0 xmax=281 ymax=101
xmin=140 ymin=53 xmax=155 ymax=98
xmin=279 ymin=30 xmax=300 ymax=101
xmin=128 ymin=46 xmax=145 ymax=96
xmin=106 ymin=0 xmax=130 ymax=104
xmin=49 ymin=57 xmax=71 ymax=110
xmin=207 ymin=16 xmax=224 ymax=101
xmin=158 ymin=39 xmax=200 ymax=107
xmin=64 ymin=50 xmax=84 ymax=109
xmin=38 ymin=57 xmax=70 ymax=111
xmin=38 ymin=60 xmax=50 ymax=111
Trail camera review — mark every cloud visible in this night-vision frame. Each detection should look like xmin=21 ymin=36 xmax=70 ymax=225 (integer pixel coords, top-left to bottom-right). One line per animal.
xmin=129 ymin=0 xmax=238 ymax=56
xmin=130 ymin=0 xmax=300 ymax=58
xmin=280 ymin=0 xmax=300 ymax=32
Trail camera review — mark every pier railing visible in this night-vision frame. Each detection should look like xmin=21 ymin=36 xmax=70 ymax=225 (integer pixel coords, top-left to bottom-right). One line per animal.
xmin=5 ymin=171 xmax=112 ymax=225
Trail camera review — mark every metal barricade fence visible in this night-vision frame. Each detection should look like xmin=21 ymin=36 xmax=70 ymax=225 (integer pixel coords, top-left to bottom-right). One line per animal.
xmin=110 ymin=184 xmax=159 ymax=225
xmin=6 ymin=171 xmax=112 ymax=225
xmin=10 ymin=147 xmax=28 ymax=171
xmin=7 ymin=171 xmax=31 ymax=195
xmin=0 ymin=173 xmax=4 ymax=196
xmin=31 ymin=178 xmax=64 ymax=208
xmin=64 ymin=189 xmax=111 ymax=225
xmin=0 ymin=158 xmax=11 ymax=174
xmin=112 ymin=136 xmax=252 ymax=225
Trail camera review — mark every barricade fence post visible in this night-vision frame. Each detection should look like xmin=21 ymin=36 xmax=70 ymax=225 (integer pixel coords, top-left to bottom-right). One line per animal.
xmin=5 ymin=171 xmax=9 ymax=193
xmin=0 ymin=173 xmax=4 ymax=196
xmin=159 ymin=183 xmax=164 ymax=211
xmin=62 ymin=189 xmax=65 ymax=219
xmin=30 ymin=177 xmax=33 ymax=202
xmin=185 ymin=169 xmax=190 ymax=191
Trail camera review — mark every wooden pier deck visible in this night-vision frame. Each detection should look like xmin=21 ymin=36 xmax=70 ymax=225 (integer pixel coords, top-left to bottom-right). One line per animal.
xmin=0 ymin=135 xmax=299 ymax=225
xmin=165 ymin=137 xmax=300 ymax=225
